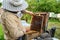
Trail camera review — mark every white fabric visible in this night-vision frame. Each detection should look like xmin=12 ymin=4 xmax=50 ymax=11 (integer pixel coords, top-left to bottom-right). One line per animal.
xmin=52 ymin=38 xmax=59 ymax=40
xmin=16 ymin=12 xmax=23 ymax=18
xmin=21 ymin=20 xmax=30 ymax=27
xmin=2 ymin=0 xmax=28 ymax=12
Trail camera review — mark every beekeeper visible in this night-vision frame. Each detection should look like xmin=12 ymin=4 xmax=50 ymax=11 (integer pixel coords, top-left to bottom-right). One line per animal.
xmin=1 ymin=0 xmax=29 ymax=40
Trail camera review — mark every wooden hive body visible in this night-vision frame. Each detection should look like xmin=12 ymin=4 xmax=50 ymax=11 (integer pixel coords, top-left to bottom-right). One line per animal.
xmin=36 ymin=12 xmax=49 ymax=32
xmin=25 ymin=12 xmax=49 ymax=40
xmin=25 ymin=15 xmax=44 ymax=40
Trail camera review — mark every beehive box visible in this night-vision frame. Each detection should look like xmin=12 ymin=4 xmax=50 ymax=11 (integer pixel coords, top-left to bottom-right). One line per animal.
xmin=25 ymin=15 xmax=44 ymax=40
xmin=36 ymin=12 xmax=49 ymax=32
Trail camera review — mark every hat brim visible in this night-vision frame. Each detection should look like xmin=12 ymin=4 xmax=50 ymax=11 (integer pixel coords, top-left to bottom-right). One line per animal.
xmin=2 ymin=0 xmax=28 ymax=12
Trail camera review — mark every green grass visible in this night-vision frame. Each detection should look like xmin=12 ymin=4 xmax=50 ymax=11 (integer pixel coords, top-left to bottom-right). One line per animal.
xmin=48 ymin=19 xmax=60 ymax=40
xmin=0 ymin=24 xmax=4 ymax=40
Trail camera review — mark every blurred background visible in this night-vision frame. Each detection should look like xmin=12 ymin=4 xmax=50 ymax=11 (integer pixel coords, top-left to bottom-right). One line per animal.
xmin=0 ymin=0 xmax=60 ymax=40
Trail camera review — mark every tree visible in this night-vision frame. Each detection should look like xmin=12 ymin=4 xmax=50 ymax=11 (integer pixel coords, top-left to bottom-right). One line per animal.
xmin=26 ymin=0 xmax=60 ymax=13
xmin=0 ymin=3 xmax=2 ymax=7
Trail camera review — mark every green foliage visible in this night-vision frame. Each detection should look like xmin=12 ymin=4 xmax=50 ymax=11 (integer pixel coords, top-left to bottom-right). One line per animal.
xmin=26 ymin=0 xmax=60 ymax=13
xmin=0 ymin=24 xmax=4 ymax=40
xmin=23 ymin=0 xmax=60 ymax=23
xmin=49 ymin=17 xmax=60 ymax=22
xmin=21 ymin=14 xmax=32 ymax=23
xmin=0 ymin=3 xmax=2 ymax=7
xmin=48 ymin=20 xmax=60 ymax=39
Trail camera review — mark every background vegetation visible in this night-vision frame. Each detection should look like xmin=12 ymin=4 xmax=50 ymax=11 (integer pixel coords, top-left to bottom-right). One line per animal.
xmin=26 ymin=0 xmax=60 ymax=13
xmin=0 ymin=3 xmax=2 ymax=7
xmin=22 ymin=0 xmax=60 ymax=23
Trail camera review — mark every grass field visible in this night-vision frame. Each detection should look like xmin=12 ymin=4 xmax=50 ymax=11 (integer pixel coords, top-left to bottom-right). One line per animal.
xmin=48 ymin=19 xmax=60 ymax=40
xmin=0 ymin=24 xmax=4 ymax=40
xmin=0 ymin=20 xmax=60 ymax=40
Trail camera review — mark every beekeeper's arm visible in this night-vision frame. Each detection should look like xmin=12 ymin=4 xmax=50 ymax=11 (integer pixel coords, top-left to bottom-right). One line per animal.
xmin=21 ymin=10 xmax=35 ymax=16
